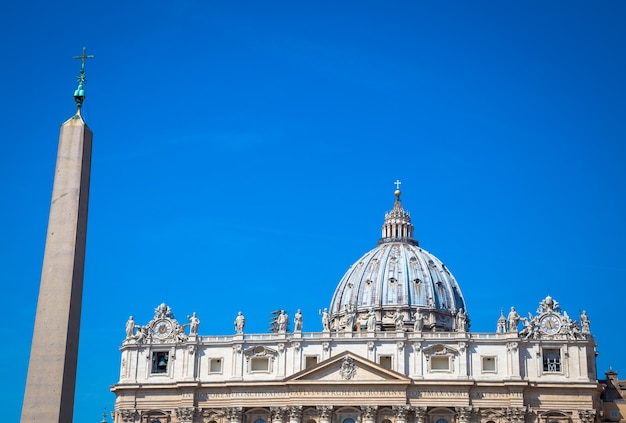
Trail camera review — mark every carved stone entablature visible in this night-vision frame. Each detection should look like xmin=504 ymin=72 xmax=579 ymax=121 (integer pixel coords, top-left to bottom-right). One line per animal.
xmin=119 ymin=409 xmax=137 ymax=423
xmin=340 ymin=356 xmax=357 ymax=380
xmin=392 ymin=405 xmax=412 ymax=420
xmin=176 ymin=407 xmax=197 ymax=423
xmin=243 ymin=345 xmax=279 ymax=361
xmin=455 ymin=407 xmax=473 ymax=423
xmin=360 ymin=406 xmax=378 ymax=420
xmin=519 ymin=296 xmax=586 ymax=340
xmin=316 ymin=406 xmax=333 ymax=419
xmin=224 ymin=407 xmax=244 ymax=421
xmin=504 ymin=407 xmax=527 ymax=423
xmin=578 ymin=409 xmax=597 ymax=423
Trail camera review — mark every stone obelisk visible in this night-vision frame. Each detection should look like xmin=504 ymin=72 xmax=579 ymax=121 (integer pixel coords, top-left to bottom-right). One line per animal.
xmin=21 ymin=48 xmax=94 ymax=423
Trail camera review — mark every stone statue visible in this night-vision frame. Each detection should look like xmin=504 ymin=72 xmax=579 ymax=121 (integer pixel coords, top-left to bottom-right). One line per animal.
xmin=344 ymin=304 xmax=356 ymax=332
xmin=125 ymin=316 xmax=135 ymax=339
xmin=188 ymin=312 xmax=200 ymax=335
xmin=580 ymin=310 xmax=591 ymax=334
xmin=321 ymin=308 xmax=330 ymax=332
xmin=394 ymin=308 xmax=405 ymax=330
xmin=366 ymin=308 xmax=376 ymax=332
xmin=508 ymin=306 xmax=520 ymax=332
xmin=234 ymin=312 xmax=245 ymax=334
xmin=456 ymin=308 xmax=467 ymax=332
xmin=277 ymin=310 xmax=288 ymax=333
xmin=294 ymin=309 xmax=303 ymax=331
xmin=135 ymin=325 xmax=148 ymax=343
xmin=413 ymin=311 xmax=424 ymax=332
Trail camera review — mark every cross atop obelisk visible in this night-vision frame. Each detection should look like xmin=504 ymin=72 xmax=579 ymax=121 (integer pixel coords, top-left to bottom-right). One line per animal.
xmin=21 ymin=49 xmax=94 ymax=423
xmin=72 ymin=47 xmax=94 ymax=110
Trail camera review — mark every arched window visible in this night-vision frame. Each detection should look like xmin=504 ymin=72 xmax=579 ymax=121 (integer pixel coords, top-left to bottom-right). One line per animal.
xmin=254 ymin=419 xmax=266 ymax=423
xmin=343 ymin=418 xmax=355 ymax=423
xmin=436 ymin=419 xmax=449 ymax=423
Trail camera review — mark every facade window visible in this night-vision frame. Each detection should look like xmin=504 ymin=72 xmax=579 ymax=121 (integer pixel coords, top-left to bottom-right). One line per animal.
xmin=253 ymin=419 xmax=266 ymax=423
xmin=151 ymin=352 xmax=169 ymax=374
xmin=543 ymin=348 xmax=561 ymax=372
xmin=343 ymin=419 xmax=355 ymax=423
xmin=250 ymin=357 xmax=270 ymax=372
xmin=430 ymin=356 xmax=450 ymax=371
xmin=482 ymin=356 xmax=496 ymax=372
xmin=305 ymin=356 xmax=318 ymax=369
xmin=379 ymin=355 xmax=393 ymax=370
xmin=436 ymin=419 xmax=449 ymax=423
xmin=209 ymin=358 xmax=222 ymax=373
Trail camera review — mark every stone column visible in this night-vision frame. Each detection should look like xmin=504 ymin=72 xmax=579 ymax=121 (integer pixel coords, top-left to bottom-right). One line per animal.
xmin=414 ymin=408 xmax=427 ymax=423
xmin=361 ymin=406 xmax=377 ymax=423
xmin=412 ymin=342 xmax=423 ymax=378
xmin=455 ymin=407 xmax=472 ymax=423
xmin=272 ymin=407 xmax=286 ymax=423
xmin=317 ymin=406 xmax=334 ymax=423
xmin=507 ymin=342 xmax=521 ymax=379
xmin=288 ymin=406 xmax=302 ymax=423
xmin=225 ymin=407 xmax=244 ymax=423
xmin=392 ymin=406 xmax=412 ymax=423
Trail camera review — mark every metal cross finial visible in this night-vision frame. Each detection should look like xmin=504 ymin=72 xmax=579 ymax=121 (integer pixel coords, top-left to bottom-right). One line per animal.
xmin=72 ymin=47 xmax=94 ymax=110
xmin=394 ymin=179 xmax=402 ymax=190
xmin=73 ymin=47 xmax=94 ymax=70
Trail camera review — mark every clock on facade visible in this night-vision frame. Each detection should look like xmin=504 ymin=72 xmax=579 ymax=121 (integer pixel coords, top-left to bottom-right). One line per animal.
xmin=540 ymin=315 xmax=561 ymax=335
xmin=153 ymin=319 xmax=172 ymax=338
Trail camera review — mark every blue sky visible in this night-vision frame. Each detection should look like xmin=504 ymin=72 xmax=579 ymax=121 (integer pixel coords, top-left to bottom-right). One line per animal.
xmin=2 ymin=1 xmax=626 ymax=421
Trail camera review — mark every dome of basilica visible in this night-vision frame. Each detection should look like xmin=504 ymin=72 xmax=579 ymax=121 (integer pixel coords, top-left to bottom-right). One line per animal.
xmin=328 ymin=187 xmax=467 ymax=332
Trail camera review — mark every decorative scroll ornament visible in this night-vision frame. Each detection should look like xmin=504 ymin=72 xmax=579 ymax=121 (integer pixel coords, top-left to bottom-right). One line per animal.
xmin=504 ymin=407 xmax=527 ymax=423
xmin=360 ymin=406 xmax=378 ymax=420
xmin=316 ymin=406 xmax=334 ymax=419
xmin=578 ymin=409 xmax=596 ymax=423
xmin=340 ymin=356 xmax=357 ymax=380
xmin=175 ymin=407 xmax=197 ymax=423
xmin=119 ymin=409 xmax=136 ymax=423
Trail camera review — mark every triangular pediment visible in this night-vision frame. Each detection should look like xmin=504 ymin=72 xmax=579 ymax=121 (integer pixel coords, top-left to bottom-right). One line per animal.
xmin=285 ymin=350 xmax=411 ymax=384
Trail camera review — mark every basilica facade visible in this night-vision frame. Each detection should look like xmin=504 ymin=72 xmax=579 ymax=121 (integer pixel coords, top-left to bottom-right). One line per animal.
xmin=111 ymin=189 xmax=601 ymax=423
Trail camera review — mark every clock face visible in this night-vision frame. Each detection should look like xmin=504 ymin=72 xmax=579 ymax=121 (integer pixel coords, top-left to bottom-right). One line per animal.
xmin=154 ymin=320 xmax=172 ymax=338
xmin=540 ymin=315 xmax=561 ymax=335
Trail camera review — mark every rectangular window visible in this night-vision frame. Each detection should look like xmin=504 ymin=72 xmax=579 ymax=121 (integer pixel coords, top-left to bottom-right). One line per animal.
xmin=430 ymin=356 xmax=450 ymax=371
xmin=379 ymin=355 xmax=393 ymax=370
xmin=482 ymin=356 xmax=496 ymax=372
xmin=543 ymin=348 xmax=561 ymax=372
xmin=151 ymin=351 xmax=169 ymax=374
xmin=305 ymin=356 xmax=318 ymax=369
xmin=209 ymin=358 xmax=222 ymax=374
xmin=250 ymin=357 xmax=269 ymax=372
